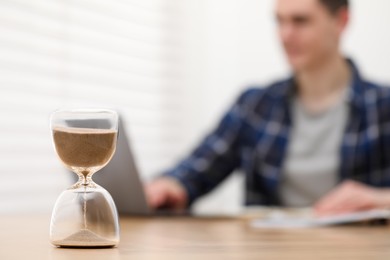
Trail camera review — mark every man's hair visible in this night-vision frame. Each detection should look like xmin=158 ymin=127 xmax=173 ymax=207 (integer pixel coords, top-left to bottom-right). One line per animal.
xmin=319 ymin=0 xmax=349 ymax=14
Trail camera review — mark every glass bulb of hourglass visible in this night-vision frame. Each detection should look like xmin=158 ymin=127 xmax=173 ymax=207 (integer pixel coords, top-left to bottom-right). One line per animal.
xmin=52 ymin=126 xmax=117 ymax=187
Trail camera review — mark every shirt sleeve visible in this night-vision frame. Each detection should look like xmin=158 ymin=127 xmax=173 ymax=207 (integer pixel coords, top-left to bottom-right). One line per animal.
xmin=162 ymin=88 xmax=257 ymax=205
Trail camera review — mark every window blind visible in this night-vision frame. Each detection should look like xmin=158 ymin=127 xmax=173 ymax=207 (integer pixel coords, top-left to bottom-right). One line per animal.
xmin=0 ymin=0 xmax=186 ymax=213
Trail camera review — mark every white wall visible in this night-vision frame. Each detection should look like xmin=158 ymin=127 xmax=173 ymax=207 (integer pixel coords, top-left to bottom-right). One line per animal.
xmin=0 ymin=0 xmax=188 ymax=214
xmin=177 ymin=0 xmax=390 ymax=214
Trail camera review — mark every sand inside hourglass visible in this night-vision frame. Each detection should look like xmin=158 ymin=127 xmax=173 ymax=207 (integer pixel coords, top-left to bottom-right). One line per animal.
xmin=52 ymin=126 xmax=117 ymax=175
xmin=52 ymin=126 xmax=117 ymax=246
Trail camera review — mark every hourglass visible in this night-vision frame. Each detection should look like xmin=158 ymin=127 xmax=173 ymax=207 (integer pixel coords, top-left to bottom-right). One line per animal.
xmin=50 ymin=109 xmax=120 ymax=247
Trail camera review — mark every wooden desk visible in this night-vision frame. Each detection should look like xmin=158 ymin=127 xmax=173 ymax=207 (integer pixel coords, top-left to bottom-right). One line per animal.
xmin=1 ymin=215 xmax=390 ymax=259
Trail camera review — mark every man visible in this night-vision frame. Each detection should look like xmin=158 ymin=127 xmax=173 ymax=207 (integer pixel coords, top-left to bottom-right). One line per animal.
xmin=145 ymin=0 xmax=390 ymax=216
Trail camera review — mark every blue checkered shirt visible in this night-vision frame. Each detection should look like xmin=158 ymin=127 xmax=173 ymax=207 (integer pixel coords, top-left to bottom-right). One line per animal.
xmin=163 ymin=60 xmax=390 ymax=206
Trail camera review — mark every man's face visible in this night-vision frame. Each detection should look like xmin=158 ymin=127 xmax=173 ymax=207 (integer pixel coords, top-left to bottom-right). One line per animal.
xmin=275 ymin=0 xmax=347 ymax=72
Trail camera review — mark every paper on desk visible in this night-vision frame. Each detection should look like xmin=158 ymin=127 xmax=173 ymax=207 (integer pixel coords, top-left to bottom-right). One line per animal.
xmin=250 ymin=208 xmax=390 ymax=229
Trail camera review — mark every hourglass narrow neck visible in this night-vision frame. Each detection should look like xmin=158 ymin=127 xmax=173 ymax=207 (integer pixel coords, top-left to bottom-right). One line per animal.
xmin=69 ymin=166 xmax=102 ymax=188
xmin=80 ymin=175 xmax=92 ymax=185
xmin=73 ymin=171 xmax=97 ymax=189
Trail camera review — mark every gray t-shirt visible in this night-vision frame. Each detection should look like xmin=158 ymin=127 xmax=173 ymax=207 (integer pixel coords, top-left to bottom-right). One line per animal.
xmin=278 ymin=90 xmax=349 ymax=207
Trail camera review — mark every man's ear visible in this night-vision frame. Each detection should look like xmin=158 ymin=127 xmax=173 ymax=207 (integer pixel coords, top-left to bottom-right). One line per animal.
xmin=336 ymin=7 xmax=349 ymax=34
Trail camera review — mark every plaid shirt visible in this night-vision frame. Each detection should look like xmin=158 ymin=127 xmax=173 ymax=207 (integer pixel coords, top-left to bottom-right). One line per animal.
xmin=164 ymin=59 xmax=390 ymax=206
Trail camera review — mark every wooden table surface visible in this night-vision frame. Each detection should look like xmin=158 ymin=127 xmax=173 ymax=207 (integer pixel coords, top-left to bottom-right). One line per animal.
xmin=1 ymin=215 xmax=390 ymax=259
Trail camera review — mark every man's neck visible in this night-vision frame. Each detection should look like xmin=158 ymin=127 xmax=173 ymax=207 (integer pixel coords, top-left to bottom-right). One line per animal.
xmin=295 ymin=55 xmax=351 ymax=113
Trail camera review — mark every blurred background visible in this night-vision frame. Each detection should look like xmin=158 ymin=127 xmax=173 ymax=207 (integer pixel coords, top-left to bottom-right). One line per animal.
xmin=1 ymin=0 xmax=390 ymax=215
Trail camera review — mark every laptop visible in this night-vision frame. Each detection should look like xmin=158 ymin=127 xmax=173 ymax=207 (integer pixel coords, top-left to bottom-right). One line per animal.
xmin=68 ymin=116 xmax=187 ymax=215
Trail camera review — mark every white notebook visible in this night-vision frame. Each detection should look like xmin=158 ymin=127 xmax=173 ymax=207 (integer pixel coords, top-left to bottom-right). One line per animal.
xmin=250 ymin=208 xmax=390 ymax=229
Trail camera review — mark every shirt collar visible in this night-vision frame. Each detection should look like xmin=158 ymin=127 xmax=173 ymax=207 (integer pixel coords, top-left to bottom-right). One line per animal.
xmin=277 ymin=58 xmax=366 ymax=110
xmin=345 ymin=58 xmax=366 ymax=109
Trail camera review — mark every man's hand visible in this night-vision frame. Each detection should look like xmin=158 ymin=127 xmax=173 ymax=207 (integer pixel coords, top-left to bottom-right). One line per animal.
xmin=314 ymin=180 xmax=390 ymax=217
xmin=144 ymin=177 xmax=188 ymax=210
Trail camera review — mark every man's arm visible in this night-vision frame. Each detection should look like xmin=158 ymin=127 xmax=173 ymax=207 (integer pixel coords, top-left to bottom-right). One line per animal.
xmin=314 ymin=180 xmax=390 ymax=216
xmin=315 ymin=87 xmax=390 ymax=216
xmin=145 ymin=89 xmax=258 ymax=209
